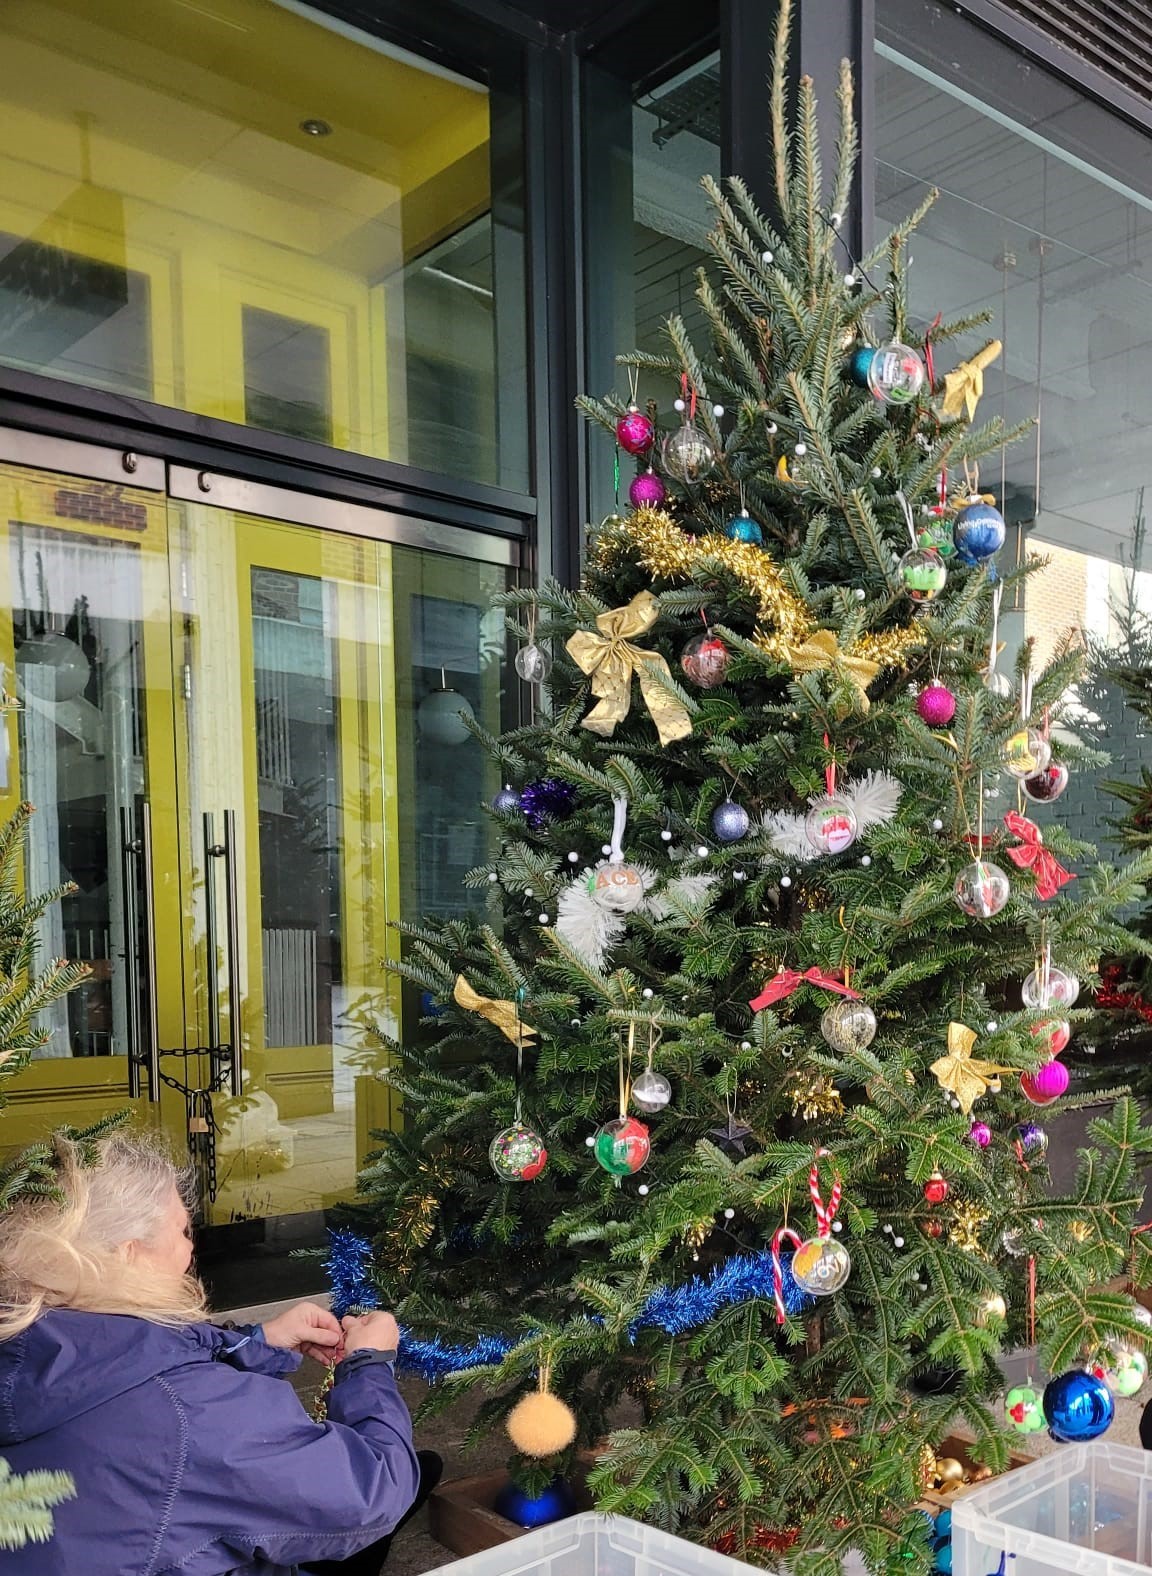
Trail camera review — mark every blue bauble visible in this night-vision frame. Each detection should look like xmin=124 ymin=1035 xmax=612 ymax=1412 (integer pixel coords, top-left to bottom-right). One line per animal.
xmin=491 ymin=786 xmax=521 ymax=813
xmin=847 ymin=345 xmax=875 ymax=387
xmin=933 ymin=1510 xmax=952 ymax=1540
xmin=952 ymin=502 xmax=1006 ymax=567
xmin=1043 ymin=1369 xmax=1115 ymax=1442
xmin=494 ymin=1476 xmax=576 ymax=1528
xmin=723 ymin=512 xmax=763 ymax=546
xmin=934 ymin=1542 xmax=953 ymax=1575
xmin=711 ymin=800 xmax=750 ymax=843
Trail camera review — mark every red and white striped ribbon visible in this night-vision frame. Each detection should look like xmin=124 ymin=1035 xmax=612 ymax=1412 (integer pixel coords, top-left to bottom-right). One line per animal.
xmin=809 ymin=1149 xmax=842 ymax=1240
xmin=770 ymin=1225 xmax=803 ymax=1325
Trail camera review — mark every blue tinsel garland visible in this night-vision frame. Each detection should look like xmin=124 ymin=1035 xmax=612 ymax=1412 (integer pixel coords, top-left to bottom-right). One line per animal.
xmin=324 ymin=1229 xmax=813 ymax=1381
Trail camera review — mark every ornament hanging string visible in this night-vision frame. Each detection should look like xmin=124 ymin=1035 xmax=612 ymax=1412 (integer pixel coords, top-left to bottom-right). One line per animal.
xmin=1027 ymin=1255 xmax=1036 ymax=1352
xmin=923 ymin=311 xmax=941 ymax=389
xmin=679 ymin=372 xmax=697 ymax=423
xmin=823 ymin=732 xmax=837 ymax=797
xmin=896 ymin=490 xmax=918 ymax=550
xmin=809 ymin=1149 xmax=842 ymax=1239
xmin=987 ymin=582 xmax=1004 ymax=681
xmin=608 ymin=795 xmax=629 ymax=866
xmin=514 ymin=987 xmax=527 ymax=1124
xmin=618 ymin=1018 xmax=636 ymax=1120
xmin=771 ymin=1225 xmax=803 ymax=1325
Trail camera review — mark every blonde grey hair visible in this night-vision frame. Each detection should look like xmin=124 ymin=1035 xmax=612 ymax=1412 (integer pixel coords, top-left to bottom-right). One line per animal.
xmin=0 ymin=1130 xmax=207 ymax=1340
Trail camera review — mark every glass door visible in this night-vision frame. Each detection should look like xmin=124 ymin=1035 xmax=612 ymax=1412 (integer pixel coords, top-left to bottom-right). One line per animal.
xmin=0 ymin=454 xmax=183 ymax=1146
xmin=0 ymin=435 xmax=520 ymax=1240
xmin=170 ymin=493 xmax=396 ymax=1225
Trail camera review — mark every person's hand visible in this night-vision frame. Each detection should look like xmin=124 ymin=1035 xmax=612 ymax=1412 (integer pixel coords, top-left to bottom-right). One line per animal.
xmin=262 ymin=1301 xmax=344 ymax=1363
xmin=340 ymin=1310 xmax=401 ymax=1359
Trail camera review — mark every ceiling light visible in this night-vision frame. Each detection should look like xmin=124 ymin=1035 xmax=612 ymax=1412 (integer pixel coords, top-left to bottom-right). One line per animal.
xmin=299 ymin=119 xmax=332 ymax=137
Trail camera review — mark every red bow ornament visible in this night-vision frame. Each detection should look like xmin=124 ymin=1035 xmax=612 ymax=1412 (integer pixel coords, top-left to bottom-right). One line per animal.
xmin=750 ymin=968 xmax=860 ymax=1012
xmin=1003 ymin=811 xmax=1074 ymax=902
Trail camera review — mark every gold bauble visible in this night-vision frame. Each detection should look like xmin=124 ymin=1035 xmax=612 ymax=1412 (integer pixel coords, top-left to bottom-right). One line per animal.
xmin=506 ymin=1391 xmax=578 ymax=1457
xmin=935 ymin=1456 xmax=966 ymax=1487
xmin=976 ymin=1294 xmax=1007 ymax=1325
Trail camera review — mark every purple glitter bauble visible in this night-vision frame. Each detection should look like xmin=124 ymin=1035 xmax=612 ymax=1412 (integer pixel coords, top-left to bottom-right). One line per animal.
xmin=917 ymin=682 xmax=956 ymax=727
xmin=968 ymin=1121 xmax=992 ymax=1149
xmin=519 ymin=777 xmax=578 ymax=830
xmin=629 ymin=469 xmax=666 ymax=509
xmin=616 ymin=406 xmax=655 ymax=455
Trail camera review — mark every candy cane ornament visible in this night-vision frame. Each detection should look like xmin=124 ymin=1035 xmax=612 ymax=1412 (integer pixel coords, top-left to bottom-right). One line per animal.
xmin=791 ymin=1149 xmax=851 ymax=1296
xmin=770 ymin=1225 xmax=804 ymax=1326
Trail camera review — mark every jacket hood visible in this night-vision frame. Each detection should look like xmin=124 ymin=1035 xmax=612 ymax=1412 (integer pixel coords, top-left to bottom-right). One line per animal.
xmin=0 ymin=1310 xmax=274 ymax=1443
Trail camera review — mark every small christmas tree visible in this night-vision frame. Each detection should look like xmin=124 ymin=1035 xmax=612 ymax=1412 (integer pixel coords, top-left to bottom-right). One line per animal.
xmin=0 ymin=801 xmax=91 ymax=1550
xmin=352 ymin=8 xmax=1152 ymax=1568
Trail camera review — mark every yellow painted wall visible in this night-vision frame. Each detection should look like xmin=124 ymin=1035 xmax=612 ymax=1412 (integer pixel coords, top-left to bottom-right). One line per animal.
xmin=0 ymin=0 xmax=491 ymax=458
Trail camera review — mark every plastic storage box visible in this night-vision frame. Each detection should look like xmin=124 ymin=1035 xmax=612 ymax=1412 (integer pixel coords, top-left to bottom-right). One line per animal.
xmin=421 ymin=1513 xmax=763 ymax=1576
xmin=953 ymin=1442 xmax=1152 ymax=1576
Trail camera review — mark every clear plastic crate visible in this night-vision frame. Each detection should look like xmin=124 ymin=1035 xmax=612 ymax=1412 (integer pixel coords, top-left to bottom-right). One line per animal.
xmin=421 ymin=1513 xmax=765 ymax=1576
xmin=953 ymin=1442 xmax=1152 ymax=1576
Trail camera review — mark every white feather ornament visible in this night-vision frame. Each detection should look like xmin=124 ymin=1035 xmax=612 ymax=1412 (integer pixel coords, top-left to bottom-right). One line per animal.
xmin=553 ymin=865 xmax=716 ymax=970
xmin=761 ymin=773 xmax=902 ymax=862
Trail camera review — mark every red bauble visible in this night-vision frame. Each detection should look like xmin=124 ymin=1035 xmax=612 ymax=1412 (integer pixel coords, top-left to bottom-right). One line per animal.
xmin=615 ymin=405 xmax=655 ymax=455
xmin=923 ymin=1169 xmax=950 ymax=1205
xmin=1030 ymin=1018 xmax=1071 ymax=1057
xmin=917 ymin=682 xmax=956 ymax=727
xmin=923 ymin=1219 xmax=944 ymax=1238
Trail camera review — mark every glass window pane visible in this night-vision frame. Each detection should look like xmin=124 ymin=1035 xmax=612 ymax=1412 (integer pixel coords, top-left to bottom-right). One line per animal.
xmin=874 ymin=0 xmax=1152 ymax=869
xmin=0 ymin=0 xmax=526 ymax=489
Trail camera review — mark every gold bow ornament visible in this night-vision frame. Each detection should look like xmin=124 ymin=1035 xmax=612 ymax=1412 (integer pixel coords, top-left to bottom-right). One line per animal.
xmin=566 ymin=590 xmax=692 ymax=746
xmin=941 ymin=339 xmax=1002 ymax=422
xmin=929 ymin=1022 xmax=1020 ymax=1116
xmin=453 ymin=975 xmax=537 ymax=1046
xmin=785 ymin=629 xmax=880 ymax=713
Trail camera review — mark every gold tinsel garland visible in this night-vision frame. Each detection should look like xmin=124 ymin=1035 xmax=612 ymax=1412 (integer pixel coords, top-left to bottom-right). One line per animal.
xmin=592 ymin=507 xmax=923 ymax=672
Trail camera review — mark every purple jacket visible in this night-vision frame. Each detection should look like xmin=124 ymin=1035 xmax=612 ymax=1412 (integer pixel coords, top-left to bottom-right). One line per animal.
xmin=0 ymin=1310 xmax=421 ymax=1574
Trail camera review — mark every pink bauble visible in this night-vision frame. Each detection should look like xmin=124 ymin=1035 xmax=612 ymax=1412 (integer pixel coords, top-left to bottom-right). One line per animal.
xmin=1021 ymin=1059 xmax=1070 ymax=1105
xmin=968 ymin=1121 xmax=992 ymax=1149
xmin=616 ymin=406 xmax=655 ymax=455
xmin=917 ymin=683 xmax=956 ymax=727
xmin=629 ymin=469 xmax=667 ymax=509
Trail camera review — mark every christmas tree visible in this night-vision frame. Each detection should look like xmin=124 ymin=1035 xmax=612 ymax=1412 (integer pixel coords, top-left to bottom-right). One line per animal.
xmin=0 ymin=801 xmax=91 ymax=1550
xmin=352 ymin=8 xmax=1152 ymax=1567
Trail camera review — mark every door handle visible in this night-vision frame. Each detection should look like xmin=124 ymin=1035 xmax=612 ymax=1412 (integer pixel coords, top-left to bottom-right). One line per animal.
xmin=119 ymin=804 xmax=160 ymax=1102
xmin=204 ymin=810 xmax=244 ymax=1097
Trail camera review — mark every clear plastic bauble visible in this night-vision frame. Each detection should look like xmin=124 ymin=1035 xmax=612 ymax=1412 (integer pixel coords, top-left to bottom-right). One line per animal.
xmin=1022 ymin=762 xmax=1069 ymax=803
xmin=985 ymin=669 xmax=1014 ymax=699
xmin=820 ymin=998 xmax=878 ymax=1054
xmin=953 ymin=858 xmax=1011 ymax=918
xmin=952 ymin=501 xmax=1007 ymax=567
xmin=514 ymin=643 xmax=552 ymax=684
xmin=1021 ymin=964 xmax=1079 ymax=1010
xmin=587 ymin=861 xmax=646 ymax=913
xmin=1030 ymin=1018 xmax=1071 ymax=1057
xmin=1001 ymin=1227 xmax=1027 ymax=1257
xmin=866 ymin=342 xmax=925 ymax=405
xmin=593 ymin=1115 xmax=650 ymax=1176
xmin=723 ymin=511 xmax=763 ymax=545
xmin=792 ymin=1235 xmax=852 ymax=1295
xmin=680 ymin=629 xmax=730 ymax=689
xmin=711 ymin=801 xmax=750 ymax=843
xmin=417 ymin=686 xmax=476 ymax=745
xmin=1013 ymin=1121 xmax=1048 ymax=1157
xmin=489 ymin=1123 xmax=548 ymax=1182
xmin=1133 ymin=1304 xmax=1152 ymax=1330
xmin=1005 ymin=1385 xmax=1046 ymax=1434
xmin=661 ymin=421 xmax=716 ymax=483
xmin=916 ymin=518 xmax=957 ymax=559
xmin=898 ymin=547 xmax=948 ymax=603
xmin=805 ymin=796 xmax=859 ymax=855
xmin=491 ymin=785 xmax=521 ymax=813
xmin=1003 ymin=728 xmax=1052 ymax=779
xmin=1095 ymin=1347 xmax=1148 ymax=1398
xmin=631 ymin=1069 xmax=672 ymax=1113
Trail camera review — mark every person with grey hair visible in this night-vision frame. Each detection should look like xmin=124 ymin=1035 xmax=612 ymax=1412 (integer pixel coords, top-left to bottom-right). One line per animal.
xmin=0 ymin=1130 xmax=442 ymax=1574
